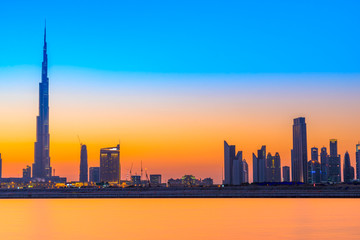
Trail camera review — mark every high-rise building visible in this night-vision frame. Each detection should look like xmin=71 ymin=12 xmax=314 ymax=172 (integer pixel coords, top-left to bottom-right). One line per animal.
xmin=0 ymin=153 xmax=2 ymax=179
xmin=291 ymin=117 xmax=308 ymax=183
xmin=243 ymin=160 xmax=249 ymax=183
xmin=224 ymin=141 xmax=236 ymax=185
xmin=307 ymin=160 xmax=321 ymax=184
xmin=330 ymin=139 xmax=338 ymax=157
xmin=224 ymin=141 xmax=244 ymax=185
xmin=89 ymin=167 xmax=100 ymax=183
xmin=356 ymin=144 xmax=360 ymax=180
xmin=232 ymin=151 xmax=243 ymax=185
xmin=282 ymin=166 xmax=290 ymax=182
xmin=150 ymin=174 xmax=162 ymax=185
xmin=33 ymin=25 xmax=52 ymax=179
xmin=100 ymin=144 xmax=120 ymax=183
xmin=265 ymin=152 xmax=281 ymax=182
xmin=253 ymin=145 xmax=266 ymax=183
xmin=328 ymin=139 xmax=341 ymax=183
xmin=273 ymin=152 xmax=281 ymax=182
xmin=311 ymin=147 xmax=318 ymax=161
xmin=22 ymin=166 xmax=31 ymax=181
xmin=320 ymin=147 xmax=329 ymax=182
xmin=79 ymin=145 xmax=88 ymax=182
xmin=350 ymin=166 xmax=355 ymax=181
xmin=343 ymin=152 xmax=353 ymax=183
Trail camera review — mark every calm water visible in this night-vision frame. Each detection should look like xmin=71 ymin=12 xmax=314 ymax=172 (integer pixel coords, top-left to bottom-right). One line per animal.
xmin=0 ymin=198 xmax=359 ymax=239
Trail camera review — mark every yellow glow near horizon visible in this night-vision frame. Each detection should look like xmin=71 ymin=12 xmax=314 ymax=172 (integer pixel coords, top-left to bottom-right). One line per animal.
xmin=1 ymin=67 xmax=360 ymax=182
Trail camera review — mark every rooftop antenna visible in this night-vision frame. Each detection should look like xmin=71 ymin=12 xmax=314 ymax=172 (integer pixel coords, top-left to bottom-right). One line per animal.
xmin=77 ymin=135 xmax=83 ymax=146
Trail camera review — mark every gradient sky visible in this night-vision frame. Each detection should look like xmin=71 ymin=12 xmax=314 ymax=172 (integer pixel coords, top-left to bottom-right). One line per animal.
xmin=0 ymin=1 xmax=360 ymax=182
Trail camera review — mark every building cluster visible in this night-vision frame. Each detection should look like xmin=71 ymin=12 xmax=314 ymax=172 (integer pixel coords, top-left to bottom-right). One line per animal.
xmin=0 ymin=27 xmax=203 ymax=189
xmin=224 ymin=142 xmax=249 ymax=185
xmin=1 ymin=27 xmax=359 ymax=189
xmin=168 ymin=175 xmax=214 ymax=187
xmin=224 ymin=117 xmax=360 ymax=185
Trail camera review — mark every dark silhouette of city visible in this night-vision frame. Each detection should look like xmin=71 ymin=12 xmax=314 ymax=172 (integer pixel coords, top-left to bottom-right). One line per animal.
xmin=0 ymin=25 xmax=360 ymax=199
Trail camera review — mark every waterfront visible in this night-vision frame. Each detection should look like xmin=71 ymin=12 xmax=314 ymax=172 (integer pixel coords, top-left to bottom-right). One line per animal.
xmin=0 ymin=198 xmax=359 ymax=239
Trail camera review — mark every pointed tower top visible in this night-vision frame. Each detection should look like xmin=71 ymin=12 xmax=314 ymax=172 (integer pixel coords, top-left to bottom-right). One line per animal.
xmin=44 ymin=20 xmax=47 ymax=41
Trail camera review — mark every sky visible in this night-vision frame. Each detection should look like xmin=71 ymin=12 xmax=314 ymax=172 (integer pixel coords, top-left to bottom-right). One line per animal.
xmin=0 ymin=0 xmax=360 ymax=182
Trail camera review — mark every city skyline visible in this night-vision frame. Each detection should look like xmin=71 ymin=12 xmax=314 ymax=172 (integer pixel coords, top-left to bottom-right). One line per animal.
xmin=1 ymin=2 xmax=360 ymax=182
xmin=1 ymin=2 xmax=360 ymax=240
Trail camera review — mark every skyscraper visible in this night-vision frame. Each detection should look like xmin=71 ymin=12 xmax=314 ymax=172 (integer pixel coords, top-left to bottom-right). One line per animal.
xmin=311 ymin=147 xmax=318 ymax=161
xmin=356 ymin=144 xmax=360 ymax=180
xmin=282 ymin=166 xmax=290 ymax=182
xmin=232 ymin=151 xmax=243 ymax=185
xmin=307 ymin=160 xmax=321 ymax=184
xmin=343 ymin=152 xmax=353 ymax=183
xmin=328 ymin=139 xmax=341 ymax=183
xmin=253 ymin=145 xmax=266 ymax=183
xmin=100 ymin=144 xmax=120 ymax=183
xmin=320 ymin=147 xmax=329 ymax=182
xmin=273 ymin=152 xmax=282 ymax=182
xmin=291 ymin=117 xmax=308 ymax=183
xmin=265 ymin=152 xmax=281 ymax=182
xmin=330 ymin=139 xmax=338 ymax=157
xmin=79 ymin=145 xmax=88 ymax=182
xmin=33 ymin=25 xmax=52 ymax=179
xmin=224 ymin=141 xmax=235 ymax=185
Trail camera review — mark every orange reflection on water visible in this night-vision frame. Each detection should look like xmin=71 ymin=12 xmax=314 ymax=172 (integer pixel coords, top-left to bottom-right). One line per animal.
xmin=0 ymin=198 xmax=359 ymax=240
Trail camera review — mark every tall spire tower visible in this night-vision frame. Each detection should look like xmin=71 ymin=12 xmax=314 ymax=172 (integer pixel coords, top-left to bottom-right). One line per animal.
xmin=33 ymin=23 xmax=52 ymax=179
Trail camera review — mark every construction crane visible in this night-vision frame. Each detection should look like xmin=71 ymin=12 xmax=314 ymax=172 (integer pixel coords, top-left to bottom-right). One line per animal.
xmin=129 ymin=162 xmax=133 ymax=177
xmin=77 ymin=135 xmax=83 ymax=147
xmin=145 ymin=168 xmax=151 ymax=187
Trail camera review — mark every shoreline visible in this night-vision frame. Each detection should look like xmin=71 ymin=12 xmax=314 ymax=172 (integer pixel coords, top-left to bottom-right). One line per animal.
xmin=1 ymin=187 xmax=360 ymax=199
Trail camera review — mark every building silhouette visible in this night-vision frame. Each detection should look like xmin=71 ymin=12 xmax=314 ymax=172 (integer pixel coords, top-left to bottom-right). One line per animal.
xmin=320 ymin=147 xmax=329 ymax=182
xmin=243 ymin=160 xmax=249 ymax=183
xmin=343 ymin=152 xmax=354 ymax=183
xmin=356 ymin=144 xmax=360 ymax=180
xmin=328 ymin=139 xmax=341 ymax=183
xmin=33 ymin=25 xmax=52 ymax=179
xmin=307 ymin=160 xmax=321 ymax=184
xmin=100 ymin=144 xmax=120 ymax=183
xmin=0 ymin=153 xmax=2 ymax=179
xmin=282 ymin=166 xmax=290 ymax=182
xmin=79 ymin=145 xmax=88 ymax=182
xmin=253 ymin=145 xmax=266 ymax=183
xmin=311 ymin=147 xmax=318 ymax=161
xmin=89 ymin=167 xmax=100 ymax=183
xmin=22 ymin=166 xmax=31 ymax=181
xmin=131 ymin=175 xmax=141 ymax=186
xmin=150 ymin=174 xmax=162 ymax=185
xmin=223 ymin=141 xmax=244 ymax=185
xmin=224 ymin=141 xmax=236 ymax=185
xmin=202 ymin=178 xmax=214 ymax=186
xmin=232 ymin=151 xmax=244 ymax=185
xmin=265 ymin=152 xmax=281 ymax=182
xmin=291 ymin=117 xmax=308 ymax=183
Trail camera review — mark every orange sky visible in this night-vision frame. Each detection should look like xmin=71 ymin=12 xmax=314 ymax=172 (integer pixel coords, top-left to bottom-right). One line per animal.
xmin=0 ymin=67 xmax=359 ymax=182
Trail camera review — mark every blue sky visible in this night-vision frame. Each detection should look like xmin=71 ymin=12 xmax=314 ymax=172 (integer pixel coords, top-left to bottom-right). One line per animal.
xmin=1 ymin=0 xmax=360 ymax=73
xmin=1 ymin=1 xmax=360 ymax=181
